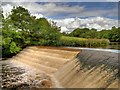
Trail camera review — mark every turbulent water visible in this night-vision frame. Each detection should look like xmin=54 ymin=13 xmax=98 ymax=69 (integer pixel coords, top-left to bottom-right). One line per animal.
xmin=1 ymin=61 xmax=53 ymax=89
xmin=1 ymin=47 xmax=78 ymax=89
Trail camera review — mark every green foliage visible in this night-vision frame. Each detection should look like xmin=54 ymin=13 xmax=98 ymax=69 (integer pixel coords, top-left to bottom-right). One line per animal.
xmin=2 ymin=6 xmax=119 ymax=58
xmin=38 ymin=39 xmax=51 ymax=46
xmin=100 ymin=39 xmax=110 ymax=46
xmin=61 ymin=32 xmax=69 ymax=36
xmin=69 ymin=27 xmax=120 ymax=42
xmin=2 ymin=27 xmax=22 ymax=57
xmin=2 ymin=6 xmax=61 ymax=58
xmin=70 ymin=28 xmax=89 ymax=37
xmin=9 ymin=6 xmax=35 ymax=31
xmin=10 ymin=42 xmax=21 ymax=53
xmin=60 ymin=36 xmax=109 ymax=47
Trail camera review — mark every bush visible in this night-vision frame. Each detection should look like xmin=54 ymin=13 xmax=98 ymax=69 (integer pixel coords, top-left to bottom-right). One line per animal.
xmin=100 ymin=39 xmax=110 ymax=46
xmin=60 ymin=36 xmax=110 ymax=47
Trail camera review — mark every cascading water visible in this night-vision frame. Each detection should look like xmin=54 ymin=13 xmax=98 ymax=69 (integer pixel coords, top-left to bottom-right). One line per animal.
xmin=54 ymin=50 xmax=119 ymax=88
xmin=1 ymin=46 xmax=119 ymax=89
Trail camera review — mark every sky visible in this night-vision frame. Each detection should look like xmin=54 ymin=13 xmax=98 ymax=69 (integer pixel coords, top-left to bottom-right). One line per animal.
xmin=1 ymin=0 xmax=119 ymax=32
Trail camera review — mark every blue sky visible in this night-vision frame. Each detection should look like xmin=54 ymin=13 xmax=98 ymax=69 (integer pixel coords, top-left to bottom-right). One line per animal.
xmin=2 ymin=1 xmax=118 ymax=20
xmin=1 ymin=1 xmax=119 ymax=32
xmin=35 ymin=2 xmax=118 ymax=19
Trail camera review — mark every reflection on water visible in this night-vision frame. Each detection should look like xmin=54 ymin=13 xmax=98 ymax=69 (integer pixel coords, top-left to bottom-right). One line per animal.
xmin=63 ymin=42 xmax=120 ymax=53
xmin=108 ymin=42 xmax=120 ymax=50
xmin=84 ymin=42 xmax=120 ymax=50
xmin=93 ymin=42 xmax=120 ymax=50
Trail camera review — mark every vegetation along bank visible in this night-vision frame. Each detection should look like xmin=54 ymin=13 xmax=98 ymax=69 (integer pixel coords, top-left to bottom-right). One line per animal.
xmin=1 ymin=6 xmax=119 ymax=58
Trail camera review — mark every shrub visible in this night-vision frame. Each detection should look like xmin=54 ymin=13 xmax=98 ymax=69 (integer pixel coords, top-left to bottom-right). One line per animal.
xmin=60 ymin=36 xmax=110 ymax=47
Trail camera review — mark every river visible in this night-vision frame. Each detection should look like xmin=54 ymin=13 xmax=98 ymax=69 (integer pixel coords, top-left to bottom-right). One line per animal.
xmin=63 ymin=42 xmax=120 ymax=53
xmin=87 ymin=42 xmax=120 ymax=50
xmin=108 ymin=42 xmax=120 ymax=50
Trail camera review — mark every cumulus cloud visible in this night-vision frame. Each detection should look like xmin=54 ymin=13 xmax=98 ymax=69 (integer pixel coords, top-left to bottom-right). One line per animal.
xmin=1 ymin=2 xmax=118 ymax=33
xmin=25 ymin=2 xmax=117 ymax=18
xmin=1 ymin=2 xmax=84 ymax=17
xmin=1 ymin=2 xmax=117 ymax=19
xmin=60 ymin=27 xmax=69 ymax=32
xmin=25 ymin=3 xmax=85 ymax=16
xmin=31 ymin=13 xmax=43 ymax=19
xmin=50 ymin=17 xmax=118 ymax=32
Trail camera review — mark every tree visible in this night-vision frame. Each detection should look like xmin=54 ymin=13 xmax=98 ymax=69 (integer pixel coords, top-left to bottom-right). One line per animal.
xmin=2 ymin=6 xmax=34 ymax=58
xmin=2 ymin=6 xmax=62 ymax=58
xmin=110 ymin=26 xmax=120 ymax=42
xmin=2 ymin=26 xmax=22 ymax=58
xmin=69 ymin=28 xmax=89 ymax=37
xmin=36 ymin=18 xmax=61 ymax=46
xmin=8 ymin=6 xmax=35 ymax=31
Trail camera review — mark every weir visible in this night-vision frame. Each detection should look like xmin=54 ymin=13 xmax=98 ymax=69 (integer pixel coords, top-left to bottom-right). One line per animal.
xmin=2 ymin=46 xmax=119 ymax=88
xmin=54 ymin=50 xmax=119 ymax=88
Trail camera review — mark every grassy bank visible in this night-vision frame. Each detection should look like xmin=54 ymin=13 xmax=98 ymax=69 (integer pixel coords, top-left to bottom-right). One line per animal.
xmin=60 ymin=36 xmax=110 ymax=47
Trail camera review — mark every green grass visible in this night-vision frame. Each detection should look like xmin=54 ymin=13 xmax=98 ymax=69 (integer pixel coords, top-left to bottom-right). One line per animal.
xmin=60 ymin=36 xmax=110 ymax=47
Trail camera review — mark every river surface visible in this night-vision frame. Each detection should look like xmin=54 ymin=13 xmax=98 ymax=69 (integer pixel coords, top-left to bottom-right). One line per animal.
xmin=63 ymin=42 xmax=120 ymax=53
xmin=105 ymin=42 xmax=120 ymax=50
xmin=86 ymin=42 xmax=120 ymax=50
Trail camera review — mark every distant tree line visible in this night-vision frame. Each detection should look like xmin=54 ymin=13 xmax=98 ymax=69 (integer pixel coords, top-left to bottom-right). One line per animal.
xmin=62 ymin=27 xmax=120 ymax=42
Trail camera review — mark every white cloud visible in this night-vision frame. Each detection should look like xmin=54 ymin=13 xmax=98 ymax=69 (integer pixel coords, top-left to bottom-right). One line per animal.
xmin=31 ymin=13 xmax=43 ymax=19
xmin=50 ymin=17 xmax=118 ymax=32
xmin=106 ymin=0 xmax=119 ymax=2
xmin=2 ymin=4 xmax=13 ymax=18
xmin=53 ymin=18 xmax=74 ymax=27
xmin=1 ymin=2 xmax=85 ymax=18
xmin=60 ymin=27 xmax=69 ymax=32
xmin=1 ymin=2 xmax=118 ymax=33
xmin=28 ymin=3 xmax=85 ymax=16
xmin=1 ymin=2 xmax=117 ymax=19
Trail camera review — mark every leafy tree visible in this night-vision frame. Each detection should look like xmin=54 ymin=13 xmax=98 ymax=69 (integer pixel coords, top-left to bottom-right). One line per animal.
xmin=70 ymin=28 xmax=89 ymax=37
xmin=2 ymin=27 xmax=22 ymax=57
xmin=89 ymin=28 xmax=97 ymax=38
xmin=68 ymin=27 xmax=119 ymax=42
xmin=8 ymin=6 xmax=35 ymax=31
xmin=2 ymin=6 xmax=34 ymax=58
xmin=110 ymin=26 xmax=120 ymax=42
xmin=61 ymin=32 xmax=69 ymax=36
xmin=2 ymin=6 xmax=62 ymax=58
xmin=37 ymin=18 xmax=61 ymax=46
